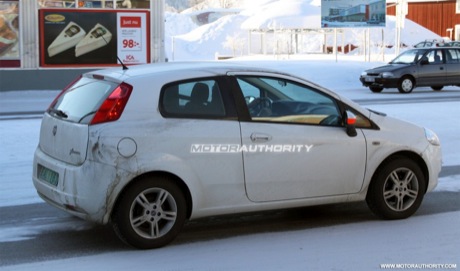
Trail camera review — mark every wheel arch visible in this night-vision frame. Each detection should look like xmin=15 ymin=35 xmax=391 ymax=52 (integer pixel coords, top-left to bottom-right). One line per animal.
xmin=371 ymin=151 xmax=429 ymax=193
xmin=402 ymin=74 xmax=416 ymax=80
xmin=399 ymin=74 xmax=416 ymax=86
xmin=110 ymin=171 xmax=193 ymax=221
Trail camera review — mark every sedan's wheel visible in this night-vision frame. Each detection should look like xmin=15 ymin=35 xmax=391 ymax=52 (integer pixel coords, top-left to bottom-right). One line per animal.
xmin=112 ymin=176 xmax=187 ymax=249
xmin=431 ymin=86 xmax=443 ymax=91
xmin=397 ymin=76 xmax=414 ymax=93
xmin=369 ymin=86 xmax=383 ymax=93
xmin=366 ymin=157 xmax=426 ymax=220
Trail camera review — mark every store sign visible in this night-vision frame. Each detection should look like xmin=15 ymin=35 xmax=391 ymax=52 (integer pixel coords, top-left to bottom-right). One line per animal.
xmin=117 ymin=13 xmax=148 ymax=64
xmin=321 ymin=0 xmax=386 ymax=28
xmin=39 ymin=9 xmax=150 ymax=67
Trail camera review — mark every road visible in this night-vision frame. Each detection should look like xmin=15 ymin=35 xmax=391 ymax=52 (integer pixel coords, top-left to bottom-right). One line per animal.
xmin=1 ymin=190 xmax=459 ymax=267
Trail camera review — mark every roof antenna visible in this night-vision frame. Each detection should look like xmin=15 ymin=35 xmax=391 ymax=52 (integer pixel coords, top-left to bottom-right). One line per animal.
xmin=101 ymin=34 xmax=128 ymax=70
xmin=117 ymin=55 xmax=129 ymax=70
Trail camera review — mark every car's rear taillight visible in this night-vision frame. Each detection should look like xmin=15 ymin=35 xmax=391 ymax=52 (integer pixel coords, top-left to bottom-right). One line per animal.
xmin=90 ymin=82 xmax=133 ymax=125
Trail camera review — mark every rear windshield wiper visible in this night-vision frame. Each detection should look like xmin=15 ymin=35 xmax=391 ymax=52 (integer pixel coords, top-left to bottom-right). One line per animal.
xmin=49 ymin=108 xmax=68 ymax=119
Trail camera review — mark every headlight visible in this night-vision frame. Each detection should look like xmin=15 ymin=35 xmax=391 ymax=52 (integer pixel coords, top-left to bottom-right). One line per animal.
xmin=361 ymin=71 xmax=368 ymax=76
xmin=381 ymin=72 xmax=394 ymax=78
xmin=425 ymin=128 xmax=440 ymax=146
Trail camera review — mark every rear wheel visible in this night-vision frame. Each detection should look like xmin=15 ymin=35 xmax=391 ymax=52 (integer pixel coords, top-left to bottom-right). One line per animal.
xmin=366 ymin=157 xmax=426 ymax=220
xmin=112 ymin=176 xmax=187 ymax=249
xmin=431 ymin=86 xmax=443 ymax=91
xmin=397 ymin=76 xmax=414 ymax=93
xmin=369 ymin=86 xmax=383 ymax=93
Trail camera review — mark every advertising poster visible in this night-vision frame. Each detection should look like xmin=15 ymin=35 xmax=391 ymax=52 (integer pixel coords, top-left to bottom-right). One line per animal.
xmin=117 ymin=12 xmax=148 ymax=64
xmin=39 ymin=9 xmax=149 ymax=67
xmin=321 ymin=0 xmax=386 ymax=28
xmin=0 ymin=0 xmax=19 ymax=67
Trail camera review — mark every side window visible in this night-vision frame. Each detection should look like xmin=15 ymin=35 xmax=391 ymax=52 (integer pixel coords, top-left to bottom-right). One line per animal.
xmin=426 ymin=50 xmax=443 ymax=64
xmin=445 ymin=49 xmax=460 ymax=64
xmin=160 ymin=79 xmax=226 ymax=118
xmin=236 ymin=76 xmax=342 ymax=126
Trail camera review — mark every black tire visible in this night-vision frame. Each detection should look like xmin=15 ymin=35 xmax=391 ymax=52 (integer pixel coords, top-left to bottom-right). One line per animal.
xmin=431 ymin=86 xmax=443 ymax=91
xmin=112 ymin=176 xmax=187 ymax=249
xmin=366 ymin=157 xmax=426 ymax=220
xmin=369 ymin=86 xmax=383 ymax=93
xmin=397 ymin=76 xmax=414 ymax=93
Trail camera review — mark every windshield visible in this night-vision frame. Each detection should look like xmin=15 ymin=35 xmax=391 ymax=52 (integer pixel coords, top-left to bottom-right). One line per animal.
xmin=390 ymin=49 xmax=426 ymax=64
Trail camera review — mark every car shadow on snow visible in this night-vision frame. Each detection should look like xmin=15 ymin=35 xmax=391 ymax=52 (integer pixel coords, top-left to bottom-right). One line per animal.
xmin=173 ymin=190 xmax=460 ymax=246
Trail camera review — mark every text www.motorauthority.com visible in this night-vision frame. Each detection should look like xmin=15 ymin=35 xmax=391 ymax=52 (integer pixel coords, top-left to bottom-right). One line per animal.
xmin=380 ymin=263 xmax=457 ymax=269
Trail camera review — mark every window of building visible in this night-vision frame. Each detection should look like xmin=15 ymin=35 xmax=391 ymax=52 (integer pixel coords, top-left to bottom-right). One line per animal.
xmin=0 ymin=0 xmax=19 ymax=67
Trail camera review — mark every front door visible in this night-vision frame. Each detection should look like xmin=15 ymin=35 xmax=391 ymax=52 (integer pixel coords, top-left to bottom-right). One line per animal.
xmin=233 ymin=74 xmax=367 ymax=202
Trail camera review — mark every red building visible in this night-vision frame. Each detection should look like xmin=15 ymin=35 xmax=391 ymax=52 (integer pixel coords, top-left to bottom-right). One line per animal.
xmin=387 ymin=0 xmax=460 ymax=40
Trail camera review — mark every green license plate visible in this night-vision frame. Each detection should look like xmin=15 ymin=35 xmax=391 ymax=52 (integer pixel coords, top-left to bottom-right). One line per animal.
xmin=38 ymin=164 xmax=59 ymax=186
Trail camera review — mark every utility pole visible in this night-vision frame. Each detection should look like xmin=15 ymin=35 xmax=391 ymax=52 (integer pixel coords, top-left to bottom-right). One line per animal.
xmin=151 ymin=0 xmax=166 ymax=62
xmin=395 ymin=0 xmax=407 ymax=55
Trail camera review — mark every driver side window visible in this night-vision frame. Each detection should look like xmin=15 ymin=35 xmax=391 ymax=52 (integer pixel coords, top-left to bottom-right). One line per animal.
xmin=236 ymin=76 xmax=342 ymax=126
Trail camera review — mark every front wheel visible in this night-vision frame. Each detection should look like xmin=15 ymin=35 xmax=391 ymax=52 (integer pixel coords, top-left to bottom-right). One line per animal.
xmin=366 ymin=157 xmax=426 ymax=220
xmin=397 ymin=76 xmax=414 ymax=93
xmin=112 ymin=176 xmax=187 ymax=249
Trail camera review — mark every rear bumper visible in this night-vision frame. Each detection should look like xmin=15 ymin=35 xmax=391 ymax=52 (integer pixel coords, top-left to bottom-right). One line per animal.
xmin=32 ymin=147 xmax=123 ymax=224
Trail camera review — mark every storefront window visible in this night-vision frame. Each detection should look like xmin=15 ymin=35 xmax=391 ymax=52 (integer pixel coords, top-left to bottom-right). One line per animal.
xmin=39 ymin=1 xmax=77 ymax=8
xmin=38 ymin=0 xmax=150 ymax=9
xmin=0 ymin=0 xmax=19 ymax=67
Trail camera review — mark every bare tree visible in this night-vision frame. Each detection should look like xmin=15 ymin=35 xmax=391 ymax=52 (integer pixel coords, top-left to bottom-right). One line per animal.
xmin=223 ymin=33 xmax=246 ymax=56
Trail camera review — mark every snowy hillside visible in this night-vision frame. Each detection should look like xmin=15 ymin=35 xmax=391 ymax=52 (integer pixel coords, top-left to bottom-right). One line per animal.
xmin=164 ymin=0 xmax=440 ymax=61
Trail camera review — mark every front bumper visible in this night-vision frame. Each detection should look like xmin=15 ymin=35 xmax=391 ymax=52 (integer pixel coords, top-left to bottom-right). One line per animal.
xmin=360 ymin=76 xmax=400 ymax=88
xmin=422 ymin=143 xmax=442 ymax=193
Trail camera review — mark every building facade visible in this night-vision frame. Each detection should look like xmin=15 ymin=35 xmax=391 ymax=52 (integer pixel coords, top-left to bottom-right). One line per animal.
xmin=387 ymin=0 xmax=460 ymax=40
xmin=0 ymin=0 xmax=156 ymax=69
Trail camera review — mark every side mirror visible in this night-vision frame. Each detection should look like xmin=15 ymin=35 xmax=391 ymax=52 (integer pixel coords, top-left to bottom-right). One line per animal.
xmin=344 ymin=110 xmax=358 ymax=137
xmin=420 ymin=58 xmax=429 ymax=65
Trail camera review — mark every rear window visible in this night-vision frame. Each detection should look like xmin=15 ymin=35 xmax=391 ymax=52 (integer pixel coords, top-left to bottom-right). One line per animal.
xmin=446 ymin=49 xmax=460 ymax=64
xmin=49 ymin=77 xmax=118 ymax=124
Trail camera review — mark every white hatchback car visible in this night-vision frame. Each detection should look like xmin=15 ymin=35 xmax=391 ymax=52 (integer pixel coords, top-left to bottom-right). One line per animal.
xmin=33 ymin=62 xmax=442 ymax=249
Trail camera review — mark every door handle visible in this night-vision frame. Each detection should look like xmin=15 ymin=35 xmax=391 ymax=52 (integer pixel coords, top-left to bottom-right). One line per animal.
xmin=250 ymin=133 xmax=272 ymax=142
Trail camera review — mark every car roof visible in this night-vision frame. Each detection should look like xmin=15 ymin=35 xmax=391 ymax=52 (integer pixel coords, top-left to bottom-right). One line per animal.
xmin=86 ymin=61 xmax=288 ymax=82
xmin=85 ymin=61 xmax=354 ymax=110
xmin=407 ymin=47 xmax=460 ymax=51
